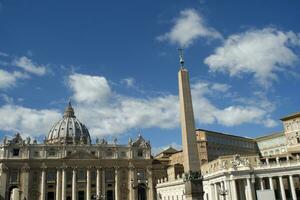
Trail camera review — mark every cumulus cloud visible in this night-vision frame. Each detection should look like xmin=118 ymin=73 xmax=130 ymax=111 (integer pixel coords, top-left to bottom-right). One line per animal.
xmin=157 ymin=8 xmax=222 ymax=47
xmin=0 ymin=73 xmax=277 ymax=138
xmin=68 ymin=74 xmax=178 ymax=136
xmin=205 ymin=28 xmax=300 ymax=87
xmin=0 ymin=69 xmax=28 ymax=89
xmin=13 ymin=56 xmax=47 ymax=76
xmin=121 ymin=77 xmax=135 ymax=88
xmin=69 ymin=74 xmax=277 ymax=137
xmin=191 ymin=82 xmax=277 ymax=128
xmin=69 ymin=73 xmax=111 ymax=104
xmin=0 ymin=104 xmax=61 ymax=136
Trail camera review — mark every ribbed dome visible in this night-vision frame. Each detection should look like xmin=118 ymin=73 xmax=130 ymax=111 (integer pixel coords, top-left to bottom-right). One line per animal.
xmin=47 ymin=102 xmax=91 ymax=145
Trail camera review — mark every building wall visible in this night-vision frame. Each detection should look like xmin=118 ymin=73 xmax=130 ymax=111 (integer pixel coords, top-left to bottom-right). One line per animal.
xmin=196 ymin=129 xmax=258 ymax=163
xmin=282 ymin=114 xmax=300 ymax=153
xmin=255 ymin=132 xmax=288 ymax=157
xmin=0 ymin=134 xmax=153 ymax=200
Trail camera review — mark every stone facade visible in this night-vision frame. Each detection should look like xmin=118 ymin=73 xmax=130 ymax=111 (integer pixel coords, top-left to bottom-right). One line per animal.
xmin=156 ymin=113 xmax=300 ymax=200
xmin=0 ymin=103 xmax=153 ymax=200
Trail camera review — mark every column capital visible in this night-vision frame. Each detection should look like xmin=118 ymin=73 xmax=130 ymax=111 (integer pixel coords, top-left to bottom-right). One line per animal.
xmin=21 ymin=163 xmax=30 ymax=172
xmin=0 ymin=163 xmax=8 ymax=172
xmin=86 ymin=166 xmax=93 ymax=170
xmin=95 ymin=166 xmax=102 ymax=169
xmin=41 ymin=162 xmax=47 ymax=170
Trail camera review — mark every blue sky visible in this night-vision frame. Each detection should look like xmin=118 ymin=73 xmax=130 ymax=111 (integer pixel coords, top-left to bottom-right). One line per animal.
xmin=0 ymin=0 xmax=300 ymax=153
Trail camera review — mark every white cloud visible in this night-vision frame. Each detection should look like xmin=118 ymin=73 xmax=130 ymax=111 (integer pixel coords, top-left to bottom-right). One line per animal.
xmin=0 ymin=73 xmax=277 ymax=138
xmin=69 ymin=73 xmax=277 ymax=137
xmin=69 ymin=73 xmax=111 ymax=104
xmin=0 ymin=69 xmax=28 ymax=89
xmin=13 ymin=56 xmax=47 ymax=76
xmin=157 ymin=9 xmax=222 ymax=47
xmin=205 ymin=28 xmax=300 ymax=87
xmin=0 ymin=104 xmax=61 ymax=137
xmin=121 ymin=77 xmax=135 ymax=88
xmin=191 ymin=82 xmax=277 ymax=127
xmin=0 ymin=51 xmax=8 ymax=57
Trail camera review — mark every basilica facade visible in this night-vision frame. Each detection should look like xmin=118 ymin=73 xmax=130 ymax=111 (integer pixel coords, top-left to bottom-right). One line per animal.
xmin=0 ymin=102 xmax=153 ymax=200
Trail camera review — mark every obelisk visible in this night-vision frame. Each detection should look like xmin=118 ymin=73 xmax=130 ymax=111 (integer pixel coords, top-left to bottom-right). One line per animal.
xmin=178 ymin=49 xmax=203 ymax=200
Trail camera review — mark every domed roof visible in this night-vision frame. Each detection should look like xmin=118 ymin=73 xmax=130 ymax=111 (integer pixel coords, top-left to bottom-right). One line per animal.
xmin=47 ymin=102 xmax=91 ymax=145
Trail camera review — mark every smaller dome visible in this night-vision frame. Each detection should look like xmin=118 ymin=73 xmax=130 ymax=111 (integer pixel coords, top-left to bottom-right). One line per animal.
xmin=47 ymin=102 xmax=91 ymax=145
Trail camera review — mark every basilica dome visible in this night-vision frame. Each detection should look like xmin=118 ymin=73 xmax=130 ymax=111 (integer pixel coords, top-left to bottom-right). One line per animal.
xmin=47 ymin=102 xmax=91 ymax=145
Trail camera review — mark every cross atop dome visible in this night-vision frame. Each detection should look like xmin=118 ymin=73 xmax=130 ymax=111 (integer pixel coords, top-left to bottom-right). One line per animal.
xmin=63 ymin=100 xmax=75 ymax=118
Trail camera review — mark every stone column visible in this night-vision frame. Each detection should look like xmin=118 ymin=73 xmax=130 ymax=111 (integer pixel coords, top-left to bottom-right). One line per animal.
xmin=220 ymin=181 xmax=225 ymax=200
xmin=224 ymin=180 xmax=232 ymax=200
xmin=21 ymin=164 xmax=30 ymax=200
xmin=115 ymin=167 xmax=120 ymax=200
xmin=72 ymin=168 xmax=77 ymax=200
xmin=102 ymin=168 xmax=106 ymax=198
xmin=40 ymin=168 xmax=46 ymax=200
xmin=269 ymin=177 xmax=274 ymax=191
xmin=214 ymin=183 xmax=218 ymax=200
xmin=61 ymin=167 xmax=67 ymax=200
xmin=279 ymin=176 xmax=286 ymax=200
xmin=129 ymin=166 xmax=136 ymax=200
xmin=260 ymin=178 xmax=264 ymax=190
xmin=246 ymin=178 xmax=254 ymax=200
xmin=208 ymin=184 xmax=214 ymax=200
xmin=289 ymin=175 xmax=297 ymax=200
xmin=56 ymin=169 xmax=61 ymax=200
xmin=147 ymin=167 xmax=154 ymax=200
xmin=231 ymin=180 xmax=237 ymax=200
xmin=96 ymin=168 xmax=101 ymax=197
xmin=86 ymin=168 xmax=91 ymax=200
xmin=0 ymin=164 xmax=8 ymax=200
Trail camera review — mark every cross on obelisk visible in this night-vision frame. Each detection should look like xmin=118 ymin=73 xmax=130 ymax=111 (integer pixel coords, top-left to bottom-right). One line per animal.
xmin=178 ymin=49 xmax=204 ymax=200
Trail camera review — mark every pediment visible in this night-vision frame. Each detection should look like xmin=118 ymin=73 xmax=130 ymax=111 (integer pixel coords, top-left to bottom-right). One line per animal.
xmin=66 ymin=150 xmax=97 ymax=159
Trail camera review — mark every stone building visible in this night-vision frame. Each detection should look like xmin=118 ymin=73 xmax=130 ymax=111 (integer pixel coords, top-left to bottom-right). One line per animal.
xmin=156 ymin=112 xmax=300 ymax=200
xmin=0 ymin=102 xmax=154 ymax=200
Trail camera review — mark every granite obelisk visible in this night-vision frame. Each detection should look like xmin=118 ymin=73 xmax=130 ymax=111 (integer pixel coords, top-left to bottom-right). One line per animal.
xmin=178 ymin=49 xmax=203 ymax=200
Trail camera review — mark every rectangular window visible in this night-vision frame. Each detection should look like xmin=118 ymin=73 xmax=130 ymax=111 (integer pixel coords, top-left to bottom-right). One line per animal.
xmin=12 ymin=148 xmax=20 ymax=156
xmin=121 ymin=151 xmax=127 ymax=158
xmin=10 ymin=170 xmax=19 ymax=183
xmin=48 ymin=148 xmax=56 ymax=156
xmin=47 ymin=170 xmax=56 ymax=182
xmin=137 ymin=149 xmax=143 ymax=157
xmin=34 ymin=151 xmax=40 ymax=157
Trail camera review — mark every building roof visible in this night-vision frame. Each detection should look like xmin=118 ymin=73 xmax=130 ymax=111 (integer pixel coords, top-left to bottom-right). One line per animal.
xmin=154 ymin=147 xmax=179 ymax=158
xmin=254 ymin=131 xmax=284 ymax=141
xmin=196 ymin=129 xmax=255 ymax=142
xmin=280 ymin=112 xmax=300 ymax=121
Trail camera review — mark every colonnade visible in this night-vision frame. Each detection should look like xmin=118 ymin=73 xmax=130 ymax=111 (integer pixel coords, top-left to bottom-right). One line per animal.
xmin=210 ymin=178 xmax=254 ymax=200
xmin=39 ymin=166 xmax=152 ymax=200
xmin=41 ymin=167 xmax=107 ymax=200
xmin=209 ymin=174 xmax=300 ymax=200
